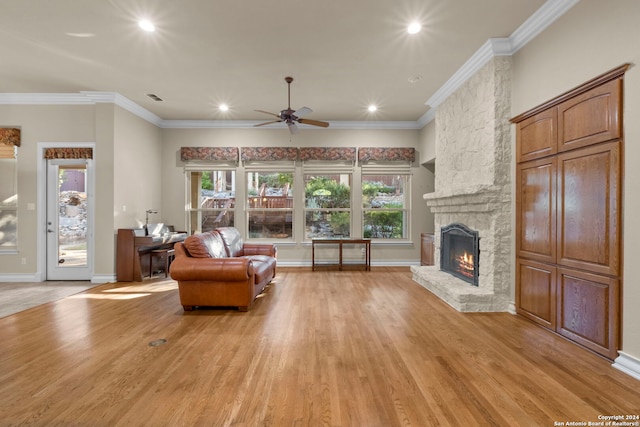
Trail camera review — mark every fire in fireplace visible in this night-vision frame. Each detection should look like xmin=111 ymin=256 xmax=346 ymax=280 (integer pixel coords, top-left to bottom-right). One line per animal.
xmin=440 ymin=223 xmax=480 ymax=286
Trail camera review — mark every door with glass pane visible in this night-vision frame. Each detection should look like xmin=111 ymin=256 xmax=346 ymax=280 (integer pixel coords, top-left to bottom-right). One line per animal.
xmin=46 ymin=159 xmax=91 ymax=280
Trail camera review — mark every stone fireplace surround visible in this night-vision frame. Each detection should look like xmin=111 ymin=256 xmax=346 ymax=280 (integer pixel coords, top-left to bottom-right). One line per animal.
xmin=410 ymin=57 xmax=513 ymax=313
xmin=411 ymin=185 xmax=511 ymax=312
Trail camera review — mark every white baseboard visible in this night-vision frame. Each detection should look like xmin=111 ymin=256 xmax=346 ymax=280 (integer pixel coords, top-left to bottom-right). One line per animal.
xmin=0 ymin=273 xmax=43 ymax=282
xmin=613 ymin=351 xmax=640 ymax=381
xmin=276 ymin=260 xmax=420 ymax=267
xmin=92 ymin=274 xmax=116 ymax=284
xmin=0 ymin=273 xmax=115 ymax=284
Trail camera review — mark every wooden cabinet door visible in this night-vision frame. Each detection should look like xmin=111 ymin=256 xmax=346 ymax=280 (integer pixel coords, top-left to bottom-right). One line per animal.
xmin=557 ymin=141 xmax=621 ymax=276
xmin=516 ymin=258 xmax=556 ymax=329
xmin=516 ymin=157 xmax=556 ymax=263
xmin=516 ymin=108 xmax=557 ymax=162
xmin=557 ymin=267 xmax=620 ymax=359
xmin=420 ymin=233 xmax=434 ymax=266
xmin=558 ymin=78 xmax=621 ymax=153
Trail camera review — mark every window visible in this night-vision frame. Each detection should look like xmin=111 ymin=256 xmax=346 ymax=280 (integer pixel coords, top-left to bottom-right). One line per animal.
xmin=362 ymin=173 xmax=410 ymax=239
xmin=187 ymin=169 xmax=235 ymax=234
xmin=246 ymin=171 xmax=294 ymax=239
xmin=0 ymin=144 xmax=17 ymax=251
xmin=304 ymin=173 xmax=352 ymax=239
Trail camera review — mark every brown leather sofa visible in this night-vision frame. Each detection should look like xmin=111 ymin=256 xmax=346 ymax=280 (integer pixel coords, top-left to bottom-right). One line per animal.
xmin=169 ymin=227 xmax=277 ymax=311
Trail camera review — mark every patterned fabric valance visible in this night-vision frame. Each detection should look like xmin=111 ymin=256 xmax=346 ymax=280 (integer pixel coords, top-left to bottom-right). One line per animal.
xmin=358 ymin=147 xmax=415 ymax=162
xmin=0 ymin=128 xmax=21 ymax=147
xmin=181 ymin=147 xmax=239 ymax=162
xmin=241 ymin=147 xmax=298 ymax=162
xmin=299 ymin=147 xmax=356 ymax=161
xmin=44 ymin=147 xmax=93 ymax=159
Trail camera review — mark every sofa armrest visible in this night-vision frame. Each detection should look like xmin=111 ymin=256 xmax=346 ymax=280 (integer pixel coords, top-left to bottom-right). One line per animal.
xmin=243 ymin=243 xmax=277 ymax=258
xmin=170 ymin=257 xmax=254 ymax=282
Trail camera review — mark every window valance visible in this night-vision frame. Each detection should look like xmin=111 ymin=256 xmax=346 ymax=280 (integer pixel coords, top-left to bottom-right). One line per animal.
xmin=299 ymin=147 xmax=356 ymax=162
xmin=358 ymin=147 xmax=415 ymax=163
xmin=44 ymin=147 xmax=93 ymax=159
xmin=181 ymin=147 xmax=239 ymax=162
xmin=241 ymin=147 xmax=298 ymax=162
xmin=0 ymin=128 xmax=21 ymax=147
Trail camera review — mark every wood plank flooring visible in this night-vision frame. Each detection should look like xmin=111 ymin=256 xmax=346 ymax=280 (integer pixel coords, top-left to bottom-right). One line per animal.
xmin=0 ymin=267 xmax=638 ymax=426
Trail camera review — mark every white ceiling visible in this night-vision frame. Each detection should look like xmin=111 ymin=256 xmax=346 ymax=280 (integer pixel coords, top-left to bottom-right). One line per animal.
xmin=0 ymin=0 xmax=559 ymax=126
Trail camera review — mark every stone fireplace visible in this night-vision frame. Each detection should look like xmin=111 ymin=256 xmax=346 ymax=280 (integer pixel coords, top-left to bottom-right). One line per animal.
xmin=411 ymin=57 xmax=512 ymax=312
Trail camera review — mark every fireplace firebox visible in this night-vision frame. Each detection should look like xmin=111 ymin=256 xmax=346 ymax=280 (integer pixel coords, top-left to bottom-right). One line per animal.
xmin=440 ymin=223 xmax=480 ymax=286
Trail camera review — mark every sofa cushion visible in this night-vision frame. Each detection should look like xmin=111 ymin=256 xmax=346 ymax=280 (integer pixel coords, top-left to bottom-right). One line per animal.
xmin=183 ymin=231 xmax=228 ymax=258
xmin=216 ymin=227 xmax=245 ymax=257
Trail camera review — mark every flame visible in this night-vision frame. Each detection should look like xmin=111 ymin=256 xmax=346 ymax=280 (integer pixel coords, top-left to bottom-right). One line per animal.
xmin=456 ymin=250 xmax=475 ymax=278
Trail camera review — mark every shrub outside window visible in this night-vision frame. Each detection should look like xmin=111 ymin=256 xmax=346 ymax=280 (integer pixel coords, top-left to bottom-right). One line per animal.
xmin=246 ymin=172 xmax=293 ymax=239
xmin=304 ymin=174 xmax=351 ymax=239
xmin=362 ymin=174 xmax=409 ymax=239
xmin=188 ymin=170 xmax=235 ymax=234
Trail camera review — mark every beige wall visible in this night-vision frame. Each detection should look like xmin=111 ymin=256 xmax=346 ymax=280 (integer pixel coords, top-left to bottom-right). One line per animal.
xmin=511 ymin=0 xmax=640 ymax=357
xmin=0 ymin=105 xmax=95 ymax=276
xmin=160 ymin=127 xmax=430 ymax=264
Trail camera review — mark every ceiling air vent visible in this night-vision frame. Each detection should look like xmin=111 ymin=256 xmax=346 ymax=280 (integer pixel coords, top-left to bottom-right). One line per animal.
xmin=146 ymin=93 xmax=163 ymax=102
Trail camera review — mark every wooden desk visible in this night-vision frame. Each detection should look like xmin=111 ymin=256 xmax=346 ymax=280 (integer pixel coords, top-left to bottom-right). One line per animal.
xmin=312 ymin=239 xmax=371 ymax=271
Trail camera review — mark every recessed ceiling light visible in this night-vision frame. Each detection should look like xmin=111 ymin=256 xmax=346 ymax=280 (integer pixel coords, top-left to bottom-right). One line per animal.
xmin=219 ymin=104 xmax=229 ymax=112
xmin=408 ymin=74 xmax=423 ymax=83
xmin=138 ymin=19 xmax=155 ymax=32
xmin=407 ymin=22 xmax=422 ymax=34
xmin=368 ymin=105 xmax=378 ymax=113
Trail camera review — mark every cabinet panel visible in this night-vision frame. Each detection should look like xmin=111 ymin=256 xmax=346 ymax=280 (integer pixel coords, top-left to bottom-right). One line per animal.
xmin=557 ymin=267 xmax=619 ymax=359
xmin=557 ymin=142 xmax=621 ymax=276
xmin=516 ymin=108 xmax=557 ymax=162
xmin=516 ymin=259 xmax=556 ymax=329
xmin=516 ymin=157 xmax=556 ymax=263
xmin=558 ymin=78 xmax=621 ymax=152
xmin=420 ymin=233 xmax=434 ymax=266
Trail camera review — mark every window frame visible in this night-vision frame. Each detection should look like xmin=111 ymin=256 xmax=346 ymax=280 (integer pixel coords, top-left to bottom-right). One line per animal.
xmin=302 ymin=162 xmax=354 ymax=241
xmin=360 ymin=162 xmax=412 ymax=241
xmin=244 ymin=163 xmax=295 ymax=241
xmin=185 ymin=164 xmax=236 ymax=235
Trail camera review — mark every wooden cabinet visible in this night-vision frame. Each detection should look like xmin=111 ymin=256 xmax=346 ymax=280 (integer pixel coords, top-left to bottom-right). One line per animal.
xmin=421 ymin=233 xmax=434 ymax=266
xmin=516 ymin=258 xmax=556 ymax=329
xmin=557 ymin=267 xmax=620 ymax=360
xmin=511 ymin=64 xmax=627 ymax=360
xmin=516 ymin=108 xmax=557 ymax=162
xmin=557 ymin=142 xmax=621 ymax=276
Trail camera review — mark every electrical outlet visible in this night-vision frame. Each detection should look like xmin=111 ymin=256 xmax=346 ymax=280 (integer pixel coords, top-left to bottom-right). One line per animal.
xmin=21 ymin=258 xmax=26 ymax=265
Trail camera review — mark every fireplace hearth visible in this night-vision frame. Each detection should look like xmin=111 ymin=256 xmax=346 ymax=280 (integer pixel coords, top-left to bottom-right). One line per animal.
xmin=440 ymin=223 xmax=479 ymax=286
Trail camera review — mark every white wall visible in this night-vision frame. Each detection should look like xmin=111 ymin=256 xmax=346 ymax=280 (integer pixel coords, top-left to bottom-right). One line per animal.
xmin=511 ymin=0 xmax=640 ymax=359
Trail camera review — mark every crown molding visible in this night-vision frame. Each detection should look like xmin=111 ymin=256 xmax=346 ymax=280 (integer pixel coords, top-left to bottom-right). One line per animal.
xmin=0 ymin=0 xmax=579 ymax=130
xmin=425 ymin=0 xmax=580 ymax=112
xmin=159 ymin=119 xmax=420 ymax=130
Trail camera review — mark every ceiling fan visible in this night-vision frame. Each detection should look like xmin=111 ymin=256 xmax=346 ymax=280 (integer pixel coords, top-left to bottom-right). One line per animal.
xmin=254 ymin=76 xmax=330 ymax=134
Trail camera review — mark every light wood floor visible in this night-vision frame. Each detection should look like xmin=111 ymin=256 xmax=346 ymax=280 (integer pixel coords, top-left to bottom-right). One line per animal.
xmin=0 ymin=267 xmax=638 ymax=426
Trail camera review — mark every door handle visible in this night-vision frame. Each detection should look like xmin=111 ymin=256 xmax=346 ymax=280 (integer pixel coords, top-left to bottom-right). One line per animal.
xmin=47 ymin=229 xmax=54 ymax=233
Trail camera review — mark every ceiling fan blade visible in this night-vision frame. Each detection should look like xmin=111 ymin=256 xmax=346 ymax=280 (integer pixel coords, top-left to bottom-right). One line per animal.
xmin=287 ymin=122 xmax=299 ymax=134
xmin=294 ymin=106 xmax=313 ymax=117
xmin=254 ymin=109 xmax=281 ymax=118
xmin=298 ymin=118 xmax=330 ymax=128
xmin=254 ymin=120 xmax=282 ymax=127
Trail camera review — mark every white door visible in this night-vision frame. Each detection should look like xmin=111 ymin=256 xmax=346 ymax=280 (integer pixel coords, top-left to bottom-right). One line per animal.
xmin=46 ymin=159 xmax=92 ymax=280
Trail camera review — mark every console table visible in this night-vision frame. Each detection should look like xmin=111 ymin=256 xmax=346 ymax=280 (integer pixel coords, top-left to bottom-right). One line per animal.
xmin=312 ymin=238 xmax=371 ymax=271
